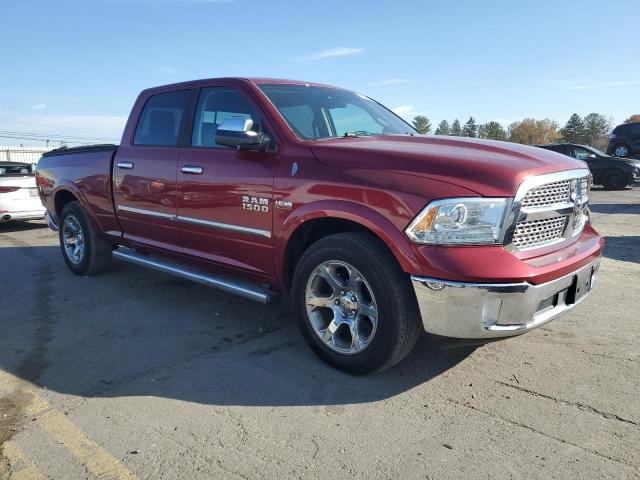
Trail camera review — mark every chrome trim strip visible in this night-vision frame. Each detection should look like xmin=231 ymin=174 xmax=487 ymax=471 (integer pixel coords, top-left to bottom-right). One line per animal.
xmin=116 ymin=161 xmax=134 ymax=169
xmin=177 ymin=215 xmax=272 ymax=238
xmin=113 ymin=248 xmax=276 ymax=304
xmin=115 ymin=206 xmax=272 ymax=238
xmin=117 ymin=205 xmax=177 ymax=221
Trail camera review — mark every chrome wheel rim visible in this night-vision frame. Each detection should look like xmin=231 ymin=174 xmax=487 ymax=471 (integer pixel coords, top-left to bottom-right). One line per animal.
xmin=62 ymin=215 xmax=85 ymax=265
xmin=614 ymin=146 xmax=628 ymax=157
xmin=305 ymin=260 xmax=378 ymax=355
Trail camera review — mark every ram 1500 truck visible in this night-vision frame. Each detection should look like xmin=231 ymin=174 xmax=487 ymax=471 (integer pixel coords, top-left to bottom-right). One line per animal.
xmin=36 ymin=78 xmax=603 ymax=374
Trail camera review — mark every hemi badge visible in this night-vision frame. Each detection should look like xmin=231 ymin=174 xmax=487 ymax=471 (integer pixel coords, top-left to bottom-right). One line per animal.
xmin=275 ymin=200 xmax=293 ymax=210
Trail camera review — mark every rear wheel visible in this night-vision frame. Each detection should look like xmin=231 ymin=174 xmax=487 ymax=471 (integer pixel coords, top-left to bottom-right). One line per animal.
xmin=292 ymin=232 xmax=422 ymax=374
xmin=602 ymin=169 xmax=628 ymax=190
xmin=59 ymin=201 xmax=112 ymax=275
xmin=613 ymin=144 xmax=630 ymax=158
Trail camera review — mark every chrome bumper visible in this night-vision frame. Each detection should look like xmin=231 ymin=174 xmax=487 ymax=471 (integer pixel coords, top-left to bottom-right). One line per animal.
xmin=411 ymin=258 xmax=600 ymax=339
xmin=45 ymin=210 xmax=59 ymax=231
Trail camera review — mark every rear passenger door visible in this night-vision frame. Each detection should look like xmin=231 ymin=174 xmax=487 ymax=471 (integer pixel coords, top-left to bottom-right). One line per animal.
xmin=113 ymin=89 xmax=192 ymax=251
xmin=177 ymin=86 xmax=277 ymax=277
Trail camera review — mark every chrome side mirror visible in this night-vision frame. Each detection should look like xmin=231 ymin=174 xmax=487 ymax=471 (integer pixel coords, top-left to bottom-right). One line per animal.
xmin=215 ymin=117 xmax=270 ymax=151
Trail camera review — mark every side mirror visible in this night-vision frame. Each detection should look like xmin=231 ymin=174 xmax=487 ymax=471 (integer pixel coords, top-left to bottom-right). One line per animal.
xmin=215 ymin=117 xmax=270 ymax=151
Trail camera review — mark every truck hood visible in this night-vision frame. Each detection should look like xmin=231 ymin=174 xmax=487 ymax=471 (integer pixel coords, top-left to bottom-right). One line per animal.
xmin=310 ymin=135 xmax=586 ymax=196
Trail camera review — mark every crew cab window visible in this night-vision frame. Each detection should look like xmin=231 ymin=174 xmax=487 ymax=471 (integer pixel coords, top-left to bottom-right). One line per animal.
xmin=133 ymin=90 xmax=190 ymax=146
xmin=192 ymin=87 xmax=260 ymax=148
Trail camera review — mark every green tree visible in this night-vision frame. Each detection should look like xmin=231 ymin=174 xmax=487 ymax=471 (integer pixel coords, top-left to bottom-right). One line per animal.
xmin=508 ymin=118 xmax=559 ymax=145
xmin=478 ymin=121 xmax=507 ymax=141
xmin=434 ymin=120 xmax=450 ymax=135
xmin=450 ymin=119 xmax=462 ymax=136
xmin=412 ymin=116 xmax=431 ymax=134
xmin=583 ymin=113 xmax=612 ymax=150
xmin=560 ymin=114 xmax=586 ymax=144
xmin=462 ymin=117 xmax=478 ymax=137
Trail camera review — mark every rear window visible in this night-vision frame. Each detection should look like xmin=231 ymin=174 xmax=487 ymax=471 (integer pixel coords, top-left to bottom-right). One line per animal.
xmin=0 ymin=163 xmax=34 ymax=176
xmin=134 ymin=90 xmax=191 ymax=146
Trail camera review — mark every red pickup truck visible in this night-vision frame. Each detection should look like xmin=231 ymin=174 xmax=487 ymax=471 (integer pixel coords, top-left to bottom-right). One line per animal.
xmin=36 ymin=78 xmax=603 ymax=374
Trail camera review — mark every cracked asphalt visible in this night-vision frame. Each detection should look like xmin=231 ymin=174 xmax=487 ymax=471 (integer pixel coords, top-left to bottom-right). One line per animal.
xmin=0 ymin=186 xmax=639 ymax=479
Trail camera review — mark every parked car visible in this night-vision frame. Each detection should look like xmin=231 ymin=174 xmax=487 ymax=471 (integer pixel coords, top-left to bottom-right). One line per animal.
xmin=0 ymin=162 xmax=46 ymax=223
xmin=607 ymin=122 xmax=640 ymax=158
xmin=36 ymin=78 xmax=603 ymax=374
xmin=536 ymin=143 xmax=639 ymax=190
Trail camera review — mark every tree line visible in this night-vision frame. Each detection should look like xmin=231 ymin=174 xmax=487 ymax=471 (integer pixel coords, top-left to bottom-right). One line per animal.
xmin=411 ymin=114 xmax=640 ymax=151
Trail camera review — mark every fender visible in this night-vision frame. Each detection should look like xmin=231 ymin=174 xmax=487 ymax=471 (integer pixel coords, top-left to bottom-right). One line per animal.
xmin=275 ymin=199 xmax=424 ymax=286
xmin=50 ymin=180 xmax=103 ymax=231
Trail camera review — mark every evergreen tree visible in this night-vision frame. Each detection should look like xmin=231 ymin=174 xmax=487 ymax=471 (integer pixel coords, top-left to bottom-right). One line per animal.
xmin=478 ymin=121 xmax=507 ymax=141
xmin=450 ymin=119 xmax=462 ymax=136
xmin=560 ymin=114 xmax=586 ymax=144
xmin=583 ymin=113 xmax=612 ymax=150
xmin=412 ymin=116 xmax=431 ymax=134
xmin=434 ymin=120 xmax=450 ymax=135
xmin=462 ymin=117 xmax=478 ymax=137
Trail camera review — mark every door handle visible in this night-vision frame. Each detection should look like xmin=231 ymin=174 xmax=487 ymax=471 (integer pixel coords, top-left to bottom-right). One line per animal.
xmin=181 ymin=166 xmax=203 ymax=175
xmin=116 ymin=161 xmax=134 ymax=169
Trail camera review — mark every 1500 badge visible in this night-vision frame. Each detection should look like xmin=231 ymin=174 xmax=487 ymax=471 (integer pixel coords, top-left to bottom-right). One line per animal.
xmin=242 ymin=196 xmax=269 ymax=213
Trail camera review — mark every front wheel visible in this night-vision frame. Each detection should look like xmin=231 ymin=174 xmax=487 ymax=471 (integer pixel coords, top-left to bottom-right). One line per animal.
xmin=59 ymin=201 xmax=113 ymax=275
xmin=291 ymin=232 xmax=422 ymax=374
xmin=602 ymin=169 xmax=628 ymax=190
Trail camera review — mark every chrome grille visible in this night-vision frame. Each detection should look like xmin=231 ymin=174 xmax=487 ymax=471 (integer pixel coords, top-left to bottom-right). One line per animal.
xmin=512 ymin=217 xmax=567 ymax=249
xmin=521 ymin=180 xmax=571 ymax=208
xmin=506 ymin=169 xmax=591 ymax=252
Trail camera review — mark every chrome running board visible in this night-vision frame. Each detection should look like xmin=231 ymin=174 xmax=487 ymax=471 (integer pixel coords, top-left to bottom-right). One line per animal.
xmin=113 ymin=247 xmax=278 ymax=304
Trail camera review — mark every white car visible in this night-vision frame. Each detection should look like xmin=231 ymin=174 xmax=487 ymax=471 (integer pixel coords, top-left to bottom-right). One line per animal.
xmin=0 ymin=162 xmax=46 ymax=222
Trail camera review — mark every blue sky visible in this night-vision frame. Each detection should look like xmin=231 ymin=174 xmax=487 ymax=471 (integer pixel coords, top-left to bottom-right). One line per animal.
xmin=1 ymin=0 xmax=638 ymax=146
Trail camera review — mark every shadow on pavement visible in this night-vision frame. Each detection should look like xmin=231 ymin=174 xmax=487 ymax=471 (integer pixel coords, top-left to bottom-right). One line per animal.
xmin=603 ymin=236 xmax=640 ymax=265
xmin=0 ymin=220 xmax=48 ymax=233
xmin=0 ymin=245 xmax=476 ymax=407
xmin=590 ymin=204 xmax=640 ymax=215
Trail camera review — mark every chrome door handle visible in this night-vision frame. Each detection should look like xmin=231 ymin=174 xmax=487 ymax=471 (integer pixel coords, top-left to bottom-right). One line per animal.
xmin=116 ymin=161 xmax=134 ymax=169
xmin=181 ymin=166 xmax=203 ymax=175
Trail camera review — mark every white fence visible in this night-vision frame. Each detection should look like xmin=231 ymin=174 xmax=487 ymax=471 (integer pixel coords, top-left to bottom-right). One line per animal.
xmin=0 ymin=146 xmax=54 ymax=164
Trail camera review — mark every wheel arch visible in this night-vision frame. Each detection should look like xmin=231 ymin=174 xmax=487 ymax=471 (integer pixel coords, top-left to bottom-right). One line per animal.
xmin=276 ymin=200 xmax=421 ymax=291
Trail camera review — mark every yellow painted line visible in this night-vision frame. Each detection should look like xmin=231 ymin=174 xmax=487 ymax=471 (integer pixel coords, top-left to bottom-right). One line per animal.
xmin=2 ymin=441 xmax=45 ymax=480
xmin=1 ymin=370 xmax=137 ymax=480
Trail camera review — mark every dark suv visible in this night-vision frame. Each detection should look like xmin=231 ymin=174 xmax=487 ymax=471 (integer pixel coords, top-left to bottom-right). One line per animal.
xmin=536 ymin=143 xmax=640 ymax=190
xmin=608 ymin=122 xmax=640 ymax=158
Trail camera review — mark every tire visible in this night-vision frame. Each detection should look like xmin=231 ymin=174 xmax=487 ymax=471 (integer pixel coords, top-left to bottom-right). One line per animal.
xmin=59 ymin=201 xmax=113 ymax=275
xmin=291 ymin=232 xmax=422 ymax=374
xmin=602 ymin=169 xmax=628 ymax=190
xmin=613 ymin=144 xmax=630 ymax=158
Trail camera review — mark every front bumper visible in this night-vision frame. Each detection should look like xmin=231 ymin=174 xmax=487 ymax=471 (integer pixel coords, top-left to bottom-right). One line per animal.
xmin=411 ymin=257 xmax=600 ymax=339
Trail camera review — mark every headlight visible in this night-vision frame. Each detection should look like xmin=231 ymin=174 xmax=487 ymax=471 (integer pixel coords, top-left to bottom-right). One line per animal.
xmin=405 ymin=198 xmax=511 ymax=245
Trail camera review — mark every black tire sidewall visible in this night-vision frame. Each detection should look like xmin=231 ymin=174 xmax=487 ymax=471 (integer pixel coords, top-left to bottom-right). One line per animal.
xmin=59 ymin=202 xmax=93 ymax=275
xmin=292 ymin=235 xmax=409 ymax=374
xmin=603 ymin=170 xmax=627 ymax=190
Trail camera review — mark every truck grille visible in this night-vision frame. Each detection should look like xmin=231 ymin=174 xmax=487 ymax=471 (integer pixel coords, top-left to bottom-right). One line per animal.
xmin=507 ymin=170 xmax=591 ymax=252
xmin=520 ymin=180 xmax=571 ymax=208
xmin=512 ymin=217 xmax=567 ymax=249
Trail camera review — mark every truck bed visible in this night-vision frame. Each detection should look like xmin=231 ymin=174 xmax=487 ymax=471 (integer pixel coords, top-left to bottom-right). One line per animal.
xmin=37 ymin=144 xmax=121 ymax=237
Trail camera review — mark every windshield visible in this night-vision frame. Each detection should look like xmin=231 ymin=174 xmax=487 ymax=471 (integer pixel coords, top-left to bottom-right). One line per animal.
xmin=0 ymin=163 xmax=34 ymax=176
xmin=258 ymin=84 xmax=416 ymax=140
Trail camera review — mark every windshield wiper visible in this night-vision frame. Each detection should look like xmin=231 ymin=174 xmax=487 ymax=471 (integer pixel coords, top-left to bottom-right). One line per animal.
xmin=343 ymin=131 xmax=374 ymax=138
